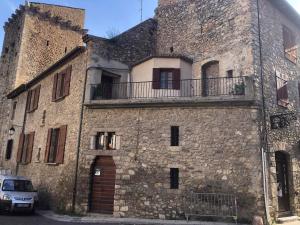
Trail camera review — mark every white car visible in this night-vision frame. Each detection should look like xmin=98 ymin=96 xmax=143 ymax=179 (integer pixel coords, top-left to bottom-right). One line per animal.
xmin=0 ymin=175 xmax=38 ymax=213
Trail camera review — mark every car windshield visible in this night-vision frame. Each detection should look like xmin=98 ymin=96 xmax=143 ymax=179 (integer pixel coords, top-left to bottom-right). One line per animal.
xmin=2 ymin=179 xmax=34 ymax=192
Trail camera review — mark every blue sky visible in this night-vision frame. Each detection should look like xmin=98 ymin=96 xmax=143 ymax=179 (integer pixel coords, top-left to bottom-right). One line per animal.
xmin=0 ymin=0 xmax=158 ymax=50
xmin=0 ymin=0 xmax=300 ymax=51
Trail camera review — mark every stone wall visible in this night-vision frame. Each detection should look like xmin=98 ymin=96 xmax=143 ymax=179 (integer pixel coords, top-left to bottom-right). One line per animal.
xmin=2 ymin=51 xmax=86 ymax=211
xmin=252 ymin=0 xmax=300 ymax=217
xmin=155 ymin=0 xmax=255 ymax=81
xmin=77 ymin=106 xmax=263 ymax=221
xmin=86 ymin=19 xmax=157 ymax=66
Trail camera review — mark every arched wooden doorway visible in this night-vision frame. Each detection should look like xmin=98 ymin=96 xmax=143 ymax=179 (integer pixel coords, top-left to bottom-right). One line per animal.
xmin=275 ymin=151 xmax=291 ymax=214
xmin=201 ymin=61 xmax=220 ymax=96
xmin=90 ymin=156 xmax=116 ymax=214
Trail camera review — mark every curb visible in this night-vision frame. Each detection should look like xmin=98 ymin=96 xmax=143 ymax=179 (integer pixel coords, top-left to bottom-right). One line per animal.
xmin=37 ymin=210 xmax=248 ymax=225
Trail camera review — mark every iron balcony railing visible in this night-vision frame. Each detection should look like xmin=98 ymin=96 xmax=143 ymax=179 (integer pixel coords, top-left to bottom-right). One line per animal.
xmin=90 ymin=76 xmax=247 ymax=100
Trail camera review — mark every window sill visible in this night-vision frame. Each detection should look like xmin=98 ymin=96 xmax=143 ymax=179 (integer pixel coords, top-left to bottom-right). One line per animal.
xmin=168 ymin=146 xmax=182 ymax=152
xmin=45 ymin=163 xmax=59 ymax=166
xmin=53 ymin=95 xmax=67 ymax=103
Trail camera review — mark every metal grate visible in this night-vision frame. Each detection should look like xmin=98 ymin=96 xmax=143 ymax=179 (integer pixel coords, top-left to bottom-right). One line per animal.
xmin=184 ymin=192 xmax=238 ymax=223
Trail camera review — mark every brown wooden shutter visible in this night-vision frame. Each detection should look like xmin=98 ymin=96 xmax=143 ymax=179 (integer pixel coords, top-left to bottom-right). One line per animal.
xmin=56 ymin=125 xmax=67 ymax=164
xmin=298 ymin=83 xmax=300 ymax=102
xmin=26 ymin=90 xmax=32 ymax=112
xmin=33 ymin=85 xmax=41 ymax=111
xmin=278 ymin=84 xmax=288 ymax=100
xmin=173 ymin=69 xmax=181 ymax=90
xmin=63 ymin=66 xmax=72 ymax=97
xmin=17 ymin=133 xmax=25 ymax=163
xmin=44 ymin=129 xmax=52 ymax=163
xmin=152 ymin=68 xmax=160 ymax=89
xmin=26 ymin=132 xmax=35 ymax=163
xmin=52 ymin=73 xmax=58 ymax=101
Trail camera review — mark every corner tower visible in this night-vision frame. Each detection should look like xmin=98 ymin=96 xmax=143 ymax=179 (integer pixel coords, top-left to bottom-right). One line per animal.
xmin=0 ymin=2 xmax=86 ymax=164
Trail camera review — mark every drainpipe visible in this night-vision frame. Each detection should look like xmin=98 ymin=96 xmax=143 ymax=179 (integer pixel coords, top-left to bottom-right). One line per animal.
xmin=256 ymin=0 xmax=271 ymax=223
xmin=71 ymin=46 xmax=89 ymax=213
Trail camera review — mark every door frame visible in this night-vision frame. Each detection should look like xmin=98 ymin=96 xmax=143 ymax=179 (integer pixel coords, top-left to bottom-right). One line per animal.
xmin=275 ymin=151 xmax=291 ymax=214
xmin=88 ymin=156 xmax=116 ymax=214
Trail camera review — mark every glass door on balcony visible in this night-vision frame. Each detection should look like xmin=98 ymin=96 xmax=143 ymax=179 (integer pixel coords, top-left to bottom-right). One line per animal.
xmin=99 ymin=75 xmax=113 ymax=99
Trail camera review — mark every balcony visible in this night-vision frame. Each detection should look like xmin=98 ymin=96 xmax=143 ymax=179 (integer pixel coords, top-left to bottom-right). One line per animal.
xmin=86 ymin=76 xmax=255 ymax=108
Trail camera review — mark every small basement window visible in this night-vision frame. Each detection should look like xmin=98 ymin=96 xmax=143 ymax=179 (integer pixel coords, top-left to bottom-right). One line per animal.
xmin=170 ymin=168 xmax=179 ymax=189
xmin=171 ymin=126 xmax=179 ymax=146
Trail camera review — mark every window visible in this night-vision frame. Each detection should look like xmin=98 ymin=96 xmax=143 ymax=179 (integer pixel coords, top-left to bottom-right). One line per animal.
xmin=94 ymin=132 xmax=119 ymax=150
xmin=11 ymin=102 xmax=17 ymax=120
xmin=52 ymin=66 xmax=72 ymax=101
xmin=26 ymin=85 xmax=41 ymax=113
xmin=46 ymin=40 xmax=49 ymax=46
xmin=270 ymin=115 xmax=289 ymax=129
xmin=17 ymin=132 xmax=35 ymax=164
xmin=152 ymin=68 xmax=181 ymax=90
xmin=227 ymin=70 xmax=233 ymax=78
xmin=2 ymin=180 xmax=34 ymax=192
xmin=5 ymin=140 xmax=13 ymax=160
xmin=276 ymin=75 xmax=289 ymax=107
xmin=95 ymin=132 xmax=105 ymax=150
xmin=4 ymin=47 xmax=9 ymax=54
xmin=65 ymin=47 xmax=68 ymax=53
xmin=170 ymin=168 xmax=179 ymax=189
xmin=283 ymin=25 xmax=297 ymax=64
xmin=45 ymin=125 xmax=67 ymax=164
xmin=171 ymin=126 xmax=179 ymax=146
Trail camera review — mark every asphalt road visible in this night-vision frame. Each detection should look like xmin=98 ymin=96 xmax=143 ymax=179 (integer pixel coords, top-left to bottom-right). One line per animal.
xmin=0 ymin=213 xmax=136 ymax=225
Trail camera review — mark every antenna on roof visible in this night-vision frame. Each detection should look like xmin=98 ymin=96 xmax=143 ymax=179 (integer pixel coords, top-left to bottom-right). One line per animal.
xmin=140 ymin=0 xmax=143 ymax=22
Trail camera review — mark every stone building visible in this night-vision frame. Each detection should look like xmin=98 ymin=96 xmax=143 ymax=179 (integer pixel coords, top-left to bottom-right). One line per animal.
xmin=1 ymin=0 xmax=300 ymax=223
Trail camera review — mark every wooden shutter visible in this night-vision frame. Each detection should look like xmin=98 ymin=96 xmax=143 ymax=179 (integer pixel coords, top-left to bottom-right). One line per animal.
xmin=26 ymin=90 xmax=32 ymax=112
xmin=17 ymin=133 xmax=25 ymax=163
xmin=63 ymin=66 xmax=72 ymax=97
xmin=33 ymin=85 xmax=41 ymax=111
xmin=278 ymin=84 xmax=288 ymax=100
xmin=173 ymin=69 xmax=181 ymax=90
xmin=298 ymin=82 xmax=300 ymax=102
xmin=52 ymin=73 xmax=58 ymax=101
xmin=44 ymin=129 xmax=52 ymax=163
xmin=26 ymin=132 xmax=35 ymax=163
xmin=152 ymin=68 xmax=160 ymax=89
xmin=56 ymin=125 xmax=67 ymax=164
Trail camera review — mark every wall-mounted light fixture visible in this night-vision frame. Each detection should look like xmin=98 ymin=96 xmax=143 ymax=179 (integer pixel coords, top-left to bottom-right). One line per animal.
xmin=8 ymin=125 xmax=23 ymax=136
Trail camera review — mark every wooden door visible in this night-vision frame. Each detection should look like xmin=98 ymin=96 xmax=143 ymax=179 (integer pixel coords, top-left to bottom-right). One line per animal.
xmin=275 ymin=152 xmax=291 ymax=213
xmin=90 ymin=156 xmax=116 ymax=214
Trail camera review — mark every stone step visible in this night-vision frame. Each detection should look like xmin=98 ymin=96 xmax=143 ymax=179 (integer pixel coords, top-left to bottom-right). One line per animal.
xmin=277 ymin=216 xmax=300 ymax=224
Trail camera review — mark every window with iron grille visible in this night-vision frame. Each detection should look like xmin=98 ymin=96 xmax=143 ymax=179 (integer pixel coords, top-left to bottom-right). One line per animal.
xmin=95 ymin=132 xmax=118 ymax=150
xmin=170 ymin=168 xmax=179 ymax=189
xmin=171 ymin=126 xmax=179 ymax=146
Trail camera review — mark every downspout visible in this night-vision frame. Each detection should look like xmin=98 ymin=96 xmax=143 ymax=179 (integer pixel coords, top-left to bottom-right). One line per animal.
xmin=256 ymin=0 xmax=271 ymax=223
xmin=72 ymin=47 xmax=89 ymax=213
